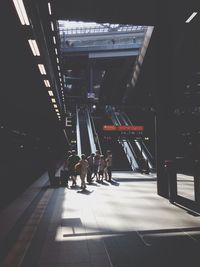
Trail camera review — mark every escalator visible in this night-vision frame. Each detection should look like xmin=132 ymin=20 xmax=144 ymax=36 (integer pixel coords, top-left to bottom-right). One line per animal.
xmin=78 ymin=108 xmax=91 ymax=157
xmin=91 ymin=110 xmax=132 ymax=171
xmin=111 ymin=139 xmax=132 ymax=171
xmin=121 ymin=111 xmax=154 ymax=170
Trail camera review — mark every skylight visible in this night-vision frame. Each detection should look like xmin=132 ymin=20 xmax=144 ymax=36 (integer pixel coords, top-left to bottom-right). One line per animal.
xmin=57 ymin=20 xmax=147 ymax=52
xmin=58 ymin=20 xmax=146 ymax=35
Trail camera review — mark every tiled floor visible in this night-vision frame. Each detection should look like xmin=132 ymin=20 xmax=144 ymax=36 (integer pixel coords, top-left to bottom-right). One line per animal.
xmin=1 ymin=171 xmax=200 ymax=266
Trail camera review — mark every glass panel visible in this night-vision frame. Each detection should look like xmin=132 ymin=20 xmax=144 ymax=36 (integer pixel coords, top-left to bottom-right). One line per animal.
xmin=57 ymin=20 xmax=147 ymax=51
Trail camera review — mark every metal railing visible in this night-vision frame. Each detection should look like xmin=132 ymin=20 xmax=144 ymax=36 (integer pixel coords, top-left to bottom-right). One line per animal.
xmin=76 ymin=106 xmax=81 ymax=156
xmin=85 ymin=108 xmax=96 ymax=153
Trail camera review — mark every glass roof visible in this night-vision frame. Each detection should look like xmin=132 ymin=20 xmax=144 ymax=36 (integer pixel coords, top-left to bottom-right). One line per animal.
xmin=58 ymin=20 xmax=146 ymax=35
xmin=57 ymin=20 xmax=147 ymax=51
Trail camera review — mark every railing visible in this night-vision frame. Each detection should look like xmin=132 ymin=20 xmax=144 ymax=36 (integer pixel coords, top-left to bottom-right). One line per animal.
xmin=85 ymin=108 xmax=96 ymax=153
xmin=121 ymin=111 xmax=154 ymax=170
xmin=108 ymin=107 xmax=138 ymax=171
xmin=89 ymin=112 xmax=102 ymax=155
xmin=76 ymin=106 xmax=81 ymax=156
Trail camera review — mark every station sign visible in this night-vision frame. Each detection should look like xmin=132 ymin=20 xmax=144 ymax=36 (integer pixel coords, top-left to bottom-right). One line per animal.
xmin=103 ymin=125 xmax=144 ymax=131
xmin=103 ymin=125 xmax=144 ymax=138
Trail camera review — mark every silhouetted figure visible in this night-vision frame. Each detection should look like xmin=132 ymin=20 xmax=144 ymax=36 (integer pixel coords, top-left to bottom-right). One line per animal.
xmin=93 ymin=150 xmax=100 ymax=181
xmin=79 ymin=154 xmax=88 ymax=190
xmin=87 ymin=153 xmax=95 ymax=184
xmin=67 ymin=150 xmax=80 ymax=186
xmin=105 ymin=150 xmax=112 ymax=182
xmin=98 ymin=155 xmax=106 ymax=182
xmin=141 ymin=158 xmax=150 ymax=174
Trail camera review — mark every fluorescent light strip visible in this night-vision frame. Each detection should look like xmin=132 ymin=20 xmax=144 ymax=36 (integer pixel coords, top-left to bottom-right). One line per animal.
xmin=48 ymin=91 xmax=54 ymax=96
xmin=53 ymin=36 xmax=56 ymax=44
xmin=55 ymin=48 xmax=58 ymax=55
xmin=57 ymin=66 xmax=60 ymax=71
xmin=51 ymin=22 xmax=54 ymax=31
xmin=55 ymin=109 xmax=59 ymax=112
xmin=56 ymin=57 xmax=59 ymax=63
xmin=51 ymin=98 xmax=56 ymax=103
xmin=53 ymin=104 xmax=58 ymax=108
xmin=28 ymin=39 xmax=40 ymax=56
xmin=48 ymin=2 xmax=52 ymax=15
xmin=44 ymin=80 xmax=50 ymax=87
xmin=13 ymin=0 xmax=30 ymax=25
xmin=59 ymin=78 xmax=62 ymax=82
xmin=38 ymin=64 xmax=46 ymax=75
xmin=58 ymin=72 xmax=61 ymax=77
xmin=186 ymin=12 xmax=198 ymax=23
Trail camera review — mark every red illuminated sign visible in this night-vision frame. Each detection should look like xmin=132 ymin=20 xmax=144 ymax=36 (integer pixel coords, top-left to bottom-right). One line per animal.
xmin=103 ymin=125 xmax=144 ymax=131
xmin=103 ymin=125 xmax=117 ymax=131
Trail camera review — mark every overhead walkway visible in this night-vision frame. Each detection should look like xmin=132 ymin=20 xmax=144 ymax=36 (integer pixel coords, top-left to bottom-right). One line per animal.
xmin=1 ymin=170 xmax=200 ymax=267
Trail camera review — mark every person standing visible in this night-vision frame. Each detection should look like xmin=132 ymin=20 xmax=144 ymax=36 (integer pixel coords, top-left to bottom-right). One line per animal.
xmin=93 ymin=150 xmax=100 ymax=182
xmin=98 ymin=155 xmax=106 ymax=182
xmin=87 ymin=153 xmax=95 ymax=184
xmin=79 ymin=154 xmax=88 ymax=190
xmin=105 ymin=150 xmax=112 ymax=182
xmin=67 ymin=150 xmax=80 ymax=186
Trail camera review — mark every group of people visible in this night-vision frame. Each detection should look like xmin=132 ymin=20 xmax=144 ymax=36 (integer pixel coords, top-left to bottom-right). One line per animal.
xmin=61 ymin=149 xmax=113 ymax=190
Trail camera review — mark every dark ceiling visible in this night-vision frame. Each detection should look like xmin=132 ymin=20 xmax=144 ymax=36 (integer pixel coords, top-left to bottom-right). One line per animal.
xmin=51 ymin=0 xmax=200 ymax=107
xmin=1 ymin=0 xmax=200 ymax=148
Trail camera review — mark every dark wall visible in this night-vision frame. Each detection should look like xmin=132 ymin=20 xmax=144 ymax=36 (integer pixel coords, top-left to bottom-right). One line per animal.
xmin=0 ymin=1 xmax=67 ymax=208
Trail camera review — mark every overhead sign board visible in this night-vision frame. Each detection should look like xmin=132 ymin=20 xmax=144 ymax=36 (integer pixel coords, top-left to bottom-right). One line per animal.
xmin=103 ymin=125 xmax=144 ymax=131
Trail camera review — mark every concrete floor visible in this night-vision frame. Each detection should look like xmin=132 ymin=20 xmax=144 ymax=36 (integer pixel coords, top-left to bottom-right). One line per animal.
xmin=1 ymin=171 xmax=200 ymax=267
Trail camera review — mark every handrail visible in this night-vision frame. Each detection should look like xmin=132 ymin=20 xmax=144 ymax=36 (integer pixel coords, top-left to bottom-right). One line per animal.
xmin=85 ymin=108 xmax=96 ymax=153
xmin=141 ymin=141 xmax=153 ymax=161
xmin=89 ymin=112 xmax=102 ymax=155
xmin=76 ymin=106 xmax=82 ymax=156
xmin=121 ymin=111 xmax=154 ymax=169
xmin=109 ymin=108 xmax=138 ymax=171
xmin=135 ymin=140 xmax=153 ymax=169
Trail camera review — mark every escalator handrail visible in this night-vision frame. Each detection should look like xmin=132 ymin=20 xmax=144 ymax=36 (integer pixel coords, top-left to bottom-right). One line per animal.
xmin=89 ymin=112 xmax=102 ymax=155
xmin=121 ymin=111 xmax=154 ymax=167
xmin=119 ymin=139 xmax=139 ymax=170
xmin=76 ymin=106 xmax=82 ymax=156
xmin=85 ymin=108 xmax=96 ymax=153
xmin=111 ymin=111 xmax=139 ymax=170
xmin=141 ymin=141 xmax=153 ymax=162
